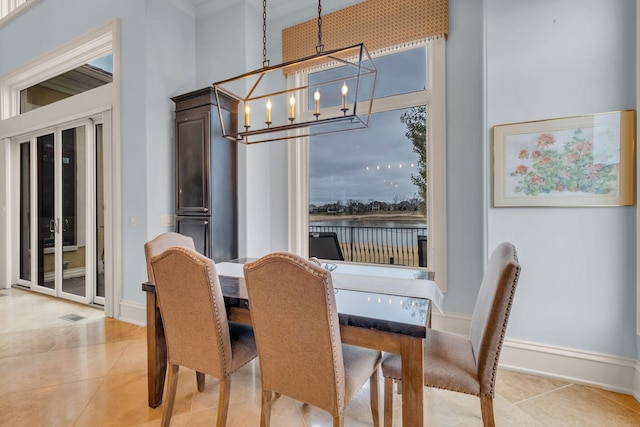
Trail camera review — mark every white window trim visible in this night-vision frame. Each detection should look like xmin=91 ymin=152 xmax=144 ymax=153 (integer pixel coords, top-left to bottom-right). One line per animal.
xmin=287 ymin=38 xmax=447 ymax=291
xmin=0 ymin=20 xmax=114 ymax=120
xmin=0 ymin=0 xmax=39 ymax=28
xmin=0 ymin=19 xmax=121 ymax=317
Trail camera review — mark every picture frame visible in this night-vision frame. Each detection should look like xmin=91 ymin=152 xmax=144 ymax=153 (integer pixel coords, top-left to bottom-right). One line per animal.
xmin=493 ymin=110 xmax=635 ymax=207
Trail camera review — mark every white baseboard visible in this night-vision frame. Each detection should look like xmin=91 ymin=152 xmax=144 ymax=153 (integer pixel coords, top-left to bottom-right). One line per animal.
xmin=115 ymin=303 xmax=640 ymax=400
xmin=118 ymin=299 xmax=145 ymax=326
xmin=499 ymin=339 xmax=639 ymax=396
xmin=433 ymin=310 xmax=640 ymax=399
xmin=431 ymin=310 xmax=471 ymax=335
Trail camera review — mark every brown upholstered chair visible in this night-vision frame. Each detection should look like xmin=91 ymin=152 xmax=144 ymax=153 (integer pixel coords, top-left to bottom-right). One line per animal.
xmin=150 ymin=246 xmax=257 ymax=427
xmin=381 ymin=242 xmax=521 ymax=427
xmin=144 ymin=232 xmax=207 ymax=392
xmin=243 ymin=252 xmax=382 ymax=427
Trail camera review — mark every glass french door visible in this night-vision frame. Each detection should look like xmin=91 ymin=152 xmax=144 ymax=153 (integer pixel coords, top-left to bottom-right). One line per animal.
xmin=16 ymin=119 xmax=102 ymax=305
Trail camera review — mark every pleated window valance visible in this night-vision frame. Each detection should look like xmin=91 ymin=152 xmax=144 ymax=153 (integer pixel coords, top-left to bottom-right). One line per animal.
xmin=282 ymin=0 xmax=449 ymax=74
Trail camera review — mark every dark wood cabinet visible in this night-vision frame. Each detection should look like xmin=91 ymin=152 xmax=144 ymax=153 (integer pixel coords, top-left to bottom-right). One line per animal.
xmin=171 ymin=88 xmax=238 ymax=262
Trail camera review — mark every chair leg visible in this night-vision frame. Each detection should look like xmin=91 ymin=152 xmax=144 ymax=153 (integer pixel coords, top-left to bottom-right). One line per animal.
xmin=161 ymin=364 xmax=179 ymax=427
xmin=260 ymin=390 xmax=273 ymax=427
xmin=216 ymin=378 xmax=231 ymax=427
xmin=196 ymin=371 xmax=205 ymax=392
xmin=383 ymin=376 xmax=395 ymax=427
xmin=369 ymin=367 xmax=380 ymax=427
xmin=480 ymin=396 xmax=496 ymax=427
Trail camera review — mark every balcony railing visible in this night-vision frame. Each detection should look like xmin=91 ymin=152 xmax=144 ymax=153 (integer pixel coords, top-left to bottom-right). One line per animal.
xmin=309 ymin=225 xmax=427 ymax=267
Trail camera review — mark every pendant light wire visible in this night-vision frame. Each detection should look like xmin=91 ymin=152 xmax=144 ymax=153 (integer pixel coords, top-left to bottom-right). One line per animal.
xmin=262 ymin=0 xmax=269 ymax=67
xmin=316 ymin=0 xmax=324 ymax=53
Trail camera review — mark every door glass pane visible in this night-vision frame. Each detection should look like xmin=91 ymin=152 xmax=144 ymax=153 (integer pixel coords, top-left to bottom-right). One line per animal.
xmin=177 ymin=118 xmax=206 ymax=211
xmin=37 ymin=134 xmax=55 ymax=289
xmin=20 ymin=143 xmax=31 ymax=281
xmin=61 ymin=126 xmax=86 ymax=297
xmin=96 ymin=124 xmax=105 ymax=298
xmin=175 ymin=217 xmax=208 ymax=256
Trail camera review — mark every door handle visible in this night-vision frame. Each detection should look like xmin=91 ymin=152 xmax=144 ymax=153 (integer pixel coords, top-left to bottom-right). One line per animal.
xmin=63 ymin=218 xmax=69 ymax=232
xmin=49 ymin=219 xmax=55 ymax=233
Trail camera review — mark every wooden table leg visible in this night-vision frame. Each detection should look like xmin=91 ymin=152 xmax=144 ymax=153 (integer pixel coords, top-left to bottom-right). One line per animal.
xmin=146 ymin=290 xmax=167 ymax=408
xmin=400 ymin=335 xmax=424 ymax=427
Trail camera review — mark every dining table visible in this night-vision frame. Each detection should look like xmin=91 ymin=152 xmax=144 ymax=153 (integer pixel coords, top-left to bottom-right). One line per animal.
xmin=142 ymin=258 xmax=443 ymax=427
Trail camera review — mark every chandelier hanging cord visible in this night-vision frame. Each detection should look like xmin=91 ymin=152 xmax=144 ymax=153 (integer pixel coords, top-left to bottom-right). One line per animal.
xmin=262 ymin=0 xmax=269 ymax=68
xmin=316 ymin=0 xmax=324 ymax=54
xmin=211 ymin=0 xmax=376 ymax=144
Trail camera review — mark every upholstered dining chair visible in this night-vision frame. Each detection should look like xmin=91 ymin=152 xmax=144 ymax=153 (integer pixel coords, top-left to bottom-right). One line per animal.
xmin=144 ymin=232 xmax=207 ymax=393
xmin=150 ymin=246 xmax=257 ymax=427
xmin=243 ymin=252 xmax=382 ymax=427
xmin=381 ymin=242 xmax=521 ymax=427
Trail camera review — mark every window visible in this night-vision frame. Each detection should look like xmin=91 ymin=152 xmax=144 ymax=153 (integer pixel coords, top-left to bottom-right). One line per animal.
xmin=0 ymin=20 xmax=115 ymax=121
xmin=289 ymin=39 xmax=447 ymax=289
xmin=2 ymin=20 xmax=120 ymax=313
xmin=20 ymin=54 xmax=113 ymax=113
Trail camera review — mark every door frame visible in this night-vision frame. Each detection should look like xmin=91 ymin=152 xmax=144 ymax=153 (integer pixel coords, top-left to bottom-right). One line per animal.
xmin=0 ymin=20 xmax=120 ymax=316
xmin=10 ymin=114 xmax=108 ymax=306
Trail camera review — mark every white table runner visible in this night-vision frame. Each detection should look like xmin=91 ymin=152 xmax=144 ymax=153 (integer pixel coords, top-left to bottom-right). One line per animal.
xmin=216 ymin=261 xmax=443 ymax=313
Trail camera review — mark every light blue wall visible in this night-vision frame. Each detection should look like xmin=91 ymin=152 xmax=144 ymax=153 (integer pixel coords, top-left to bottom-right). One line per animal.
xmin=2 ymin=0 xmax=637 ymax=359
xmin=145 ymin=0 xmax=196 ymax=241
xmin=196 ymin=1 xmax=290 ymax=258
xmin=443 ymin=0 xmax=486 ymax=314
xmin=0 ymin=0 xmax=195 ymax=304
xmin=194 ymin=0 xmax=638 ymax=360
xmin=485 ymin=0 xmax=636 ymax=358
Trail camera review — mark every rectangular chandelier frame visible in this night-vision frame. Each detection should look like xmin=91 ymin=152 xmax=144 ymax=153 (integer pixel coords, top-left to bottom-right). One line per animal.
xmin=212 ymin=43 xmax=377 ymax=144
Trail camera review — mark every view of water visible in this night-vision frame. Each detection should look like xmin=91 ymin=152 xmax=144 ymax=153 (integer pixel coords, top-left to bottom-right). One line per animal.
xmin=309 ymin=219 xmax=427 ymax=246
xmin=310 ymin=219 xmax=426 ymax=229
xmin=309 ymin=219 xmax=427 ymax=266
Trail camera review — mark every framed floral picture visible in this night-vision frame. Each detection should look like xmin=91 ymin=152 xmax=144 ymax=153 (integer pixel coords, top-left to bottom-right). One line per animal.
xmin=493 ymin=110 xmax=635 ymax=207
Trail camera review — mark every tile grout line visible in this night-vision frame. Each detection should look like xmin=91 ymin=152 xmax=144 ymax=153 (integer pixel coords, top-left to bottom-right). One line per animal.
xmin=511 ymin=383 xmax=574 ymax=406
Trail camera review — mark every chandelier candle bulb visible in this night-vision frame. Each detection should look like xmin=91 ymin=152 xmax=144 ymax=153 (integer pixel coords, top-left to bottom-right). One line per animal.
xmin=341 ymin=82 xmax=348 ymax=110
xmin=265 ymin=98 xmax=272 ymax=124
xmin=289 ymin=94 xmax=296 ymax=121
xmin=244 ymin=104 xmax=251 ymax=127
xmin=314 ymin=89 xmax=321 ymax=115
xmin=211 ymin=0 xmax=376 ymax=144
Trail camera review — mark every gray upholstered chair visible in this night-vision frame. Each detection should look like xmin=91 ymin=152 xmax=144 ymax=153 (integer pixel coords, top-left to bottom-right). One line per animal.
xmin=144 ymin=232 xmax=207 ymax=392
xmin=381 ymin=242 xmax=521 ymax=427
xmin=150 ymin=246 xmax=257 ymax=427
xmin=243 ymin=252 xmax=382 ymax=427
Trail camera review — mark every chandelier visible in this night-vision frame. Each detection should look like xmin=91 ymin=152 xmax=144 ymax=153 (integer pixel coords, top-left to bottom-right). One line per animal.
xmin=212 ymin=0 xmax=377 ymax=144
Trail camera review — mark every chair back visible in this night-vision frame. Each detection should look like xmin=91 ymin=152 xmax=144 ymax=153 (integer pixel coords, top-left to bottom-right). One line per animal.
xmin=243 ymin=252 xmax=346 ymax=416
xmin=469 ymin=242 xmax=521 ymax=396
xmin=150 ymin=246 xmax=232 ymax=378
xmin=309 ymin=232 xmax=345 ymax=261
xmin=144 ymin=231 xmax=195 ymax=283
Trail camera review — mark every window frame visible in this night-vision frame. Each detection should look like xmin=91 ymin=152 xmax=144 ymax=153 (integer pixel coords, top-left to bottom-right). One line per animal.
xmin=1 ymin=25 xmax=113 ymax=121
xmin=0 ymin=19 xmax=121 ymax=315
xmin=287 ymin=38 xmax=447 ymax=291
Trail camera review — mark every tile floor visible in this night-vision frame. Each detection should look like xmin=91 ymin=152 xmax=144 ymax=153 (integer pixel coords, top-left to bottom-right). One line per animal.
xmin=1 ymin=287 xmax=640 ymax=426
